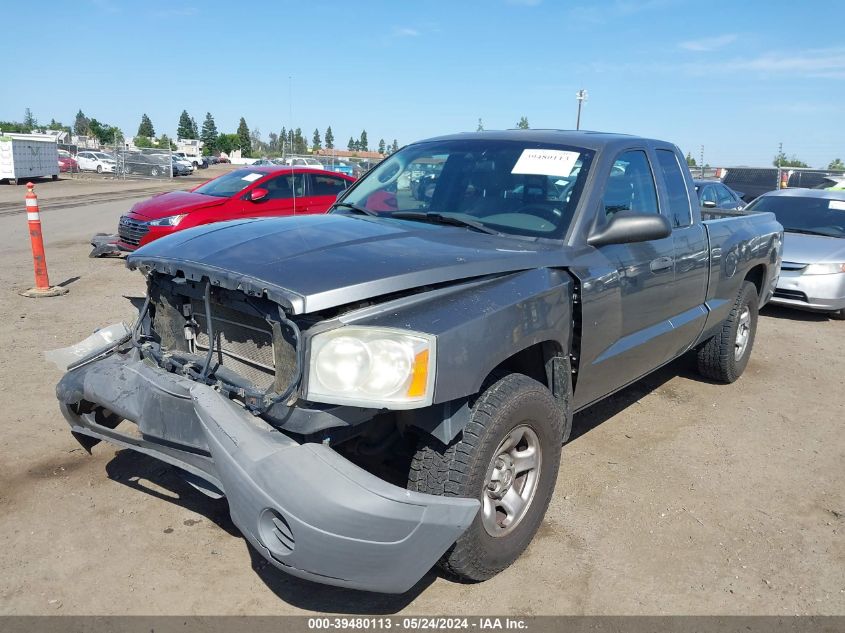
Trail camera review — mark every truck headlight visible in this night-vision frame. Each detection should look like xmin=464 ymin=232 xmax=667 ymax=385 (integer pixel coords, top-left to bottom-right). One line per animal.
xmin=306 ymin=327 xmax=435 ymax=408
xmin=148 ymin=214 xmax=186 ymax=227
xmin=804 ymin=262 xmax=845 ymax=275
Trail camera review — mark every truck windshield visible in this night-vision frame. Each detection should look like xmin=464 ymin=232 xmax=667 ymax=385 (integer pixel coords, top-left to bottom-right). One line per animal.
xmin=746 ymin=195 xmax=845 ymax=238
xmin=193 ymin=169 xmax=268 ymax=198
xmin=335 ymin=139 xmax=595 ymax=239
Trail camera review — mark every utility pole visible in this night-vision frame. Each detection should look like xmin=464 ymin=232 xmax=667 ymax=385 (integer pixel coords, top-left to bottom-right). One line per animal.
xmin=699 ymin=144 xmax=705 ymax=178
xmin=777 ymin=142 xmax=783 ymax=167
xmin=575 ymin=89 xmax=588 ymax=130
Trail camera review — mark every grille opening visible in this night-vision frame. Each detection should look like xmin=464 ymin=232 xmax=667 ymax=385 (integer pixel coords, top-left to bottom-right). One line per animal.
xmin=774 ymin=289 xmax=808 ymax=303
xmin=118 ymin=216 xmax=149 ymax=246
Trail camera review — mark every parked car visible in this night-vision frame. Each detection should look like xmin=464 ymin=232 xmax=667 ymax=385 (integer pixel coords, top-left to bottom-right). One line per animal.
xmin=103 ymin=166 xmax=354 ymax=252
xmin=745 ymin=188 xmax=845 ymax=319
xmin=217 ymin=156 xmax=231 ymax=164
xmin=694 ymin=179 xmax=746 ymax=211
xmin=118 ymin=153 xmax=169 ymax=177
xmin=175 ymin=152 xmax=207 ymax=169
xmin=171 ymin=157 xmax=192 ymax=176
xmin=76 ymin=150 xmax=116 ymax=173
xmin=250 ymin=159 xmax=276 ymax=166
xmin=206 ymin=155 xmax=219 ymax=165
xmin=279 ymin=156 xmax=324 ymax=170
xmin=57 ymin=150 xmax=79 ymax=173
xmin=720 ymin=167 xmax=837 ymax=202
xmin=62 ymin=130 xmax=782 ymax=593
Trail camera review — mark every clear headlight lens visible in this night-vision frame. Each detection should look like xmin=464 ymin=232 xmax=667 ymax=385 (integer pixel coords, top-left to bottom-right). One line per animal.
xmin=148 ymin=214 xmax=187 ymax=227
xmin=306 ymin=327 xmax=435 ymax=408
xmin=804 ymin=262 xmax=845 ymax=275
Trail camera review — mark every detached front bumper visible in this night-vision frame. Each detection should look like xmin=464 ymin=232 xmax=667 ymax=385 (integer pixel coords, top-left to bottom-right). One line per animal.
xmin=57 ymin=352 xmax=479 ymax=593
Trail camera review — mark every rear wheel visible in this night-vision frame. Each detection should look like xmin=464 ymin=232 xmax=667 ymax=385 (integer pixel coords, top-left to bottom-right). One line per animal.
xmin=829 ymin=308 xmax=845 ymax=321
xmin=408 ymin=373 xmax=564 ymax=582
xmin=697 ymin=281 xmax=758 ymax=382
xmin=96 ymin=165 xmax=103 ymax=174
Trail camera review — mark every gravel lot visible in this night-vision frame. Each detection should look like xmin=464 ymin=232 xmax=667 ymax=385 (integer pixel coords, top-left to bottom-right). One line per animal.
xmin=0 ymin=178 xmax=842 ymax=615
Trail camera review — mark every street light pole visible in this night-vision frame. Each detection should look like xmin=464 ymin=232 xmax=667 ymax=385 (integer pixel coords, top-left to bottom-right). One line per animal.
xmin=575 ymin=89 xmax=588 ymax=130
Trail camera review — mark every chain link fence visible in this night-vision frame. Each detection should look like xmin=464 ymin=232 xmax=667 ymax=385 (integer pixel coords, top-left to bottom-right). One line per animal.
xmin=112 ymin=145 xmax=174 ymax=180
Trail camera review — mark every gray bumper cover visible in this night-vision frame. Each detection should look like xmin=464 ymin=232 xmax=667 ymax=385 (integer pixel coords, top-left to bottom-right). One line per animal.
xmin=56 ymin=353 xmax=479 ymax=593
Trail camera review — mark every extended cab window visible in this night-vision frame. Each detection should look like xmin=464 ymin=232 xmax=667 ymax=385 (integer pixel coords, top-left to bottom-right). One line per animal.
xmin=655 ymin=149 xmax=692 ymax=227
xmin=604 ymin=150 xmax=659 ymax=218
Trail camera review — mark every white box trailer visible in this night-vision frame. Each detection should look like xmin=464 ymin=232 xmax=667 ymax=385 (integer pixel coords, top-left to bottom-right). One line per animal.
xmin=0 ymin=133 xmax=59 ymax=184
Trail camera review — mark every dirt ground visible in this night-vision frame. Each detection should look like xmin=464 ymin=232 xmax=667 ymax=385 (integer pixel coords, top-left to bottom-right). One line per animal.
xmin=0 ymin=181 xmax=842 ymax=615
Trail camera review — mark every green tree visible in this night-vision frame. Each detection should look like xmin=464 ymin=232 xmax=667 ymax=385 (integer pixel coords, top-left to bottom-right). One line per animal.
xmin=88 ymin=119 xmax=122 ymax=145
xmin=516 ymin=116 xmax=529 ymax=129
xmin=773 ymin=151 xmax=808 ymax=168
xmin=476 ymin=118 xmax=484 ymax=132
xmin=23 ymin=108 xmax=37 ymax=128
xmin=391 ymin=139 xmax=399 ymax=153
xmin=686 ymin=152 xmax=697 ymax=167
xmin=177 ymin=110 xmax=194 ymax=139
xmin=73 ymin=109 xmax=90 ymax=136
xmin=325 ymin=126 xmax=334 ymax=150
xmin=347 ymin=137 xmax=357 ymax=152
xmin=292 ymin=128 xmax=306 ymax=154
xmin=216 ymin=133 xmax=240 ymax=155
xmin=359 ymin=130 xmax=368 ymax=152
xmin=190 ymin=116 xmax=199 ymax=139
xmin=137 ymin=113 xmax=155 ymax=138
xmin=827 ymin=158 xmax=845 ymax=171
xmin=279 ymin=127 xmax=287 ymax=154
xmin=312 ymin=128 xmax=322 ymax=151
xmin=236 ymin=117 xmax=251 ymax=157
xmin=268 ymin=132 xmax=279 ymax=152
xmin=200 ymin=112 xmax=218 ymax=155
xmin=377 ymin=138 xmax=385 ymax=154
xmin=134 ymin=135 xmax=154 ymax=148
xmin=157 ymin=134 xmax=175 ymax=150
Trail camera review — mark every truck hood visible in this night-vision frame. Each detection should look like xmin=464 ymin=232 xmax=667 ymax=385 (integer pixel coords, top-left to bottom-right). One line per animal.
xmin=127 ymin=190 xmax=226 ymax=221
xmin=782 ymin=231 xmax=845 ymax=264
xmin=126 ymin=214 xmax=571 ymax=314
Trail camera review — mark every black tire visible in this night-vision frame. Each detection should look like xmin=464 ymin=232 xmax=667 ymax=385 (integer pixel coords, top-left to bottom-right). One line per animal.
xmin=408 ymin=373 xmax=564 ymax=582
xmin=829 ymin=308 xmax=845 ymax=321
xmin=697 ymin=281 xmax=758 ymax=383
xmin=96 ymin=165 xmax=102 ymax=174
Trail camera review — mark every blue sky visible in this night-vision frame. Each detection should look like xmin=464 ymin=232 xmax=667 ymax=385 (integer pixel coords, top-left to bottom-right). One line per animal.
xmin=2 ymin=0 xmax=842 ymax=167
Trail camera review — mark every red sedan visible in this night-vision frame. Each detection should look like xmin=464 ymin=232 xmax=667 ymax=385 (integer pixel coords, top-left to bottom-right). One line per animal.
xmin=116 ymin=167 xmax=355 ymax=251
xmin=58 ymin=151 xmax=79 ymax=173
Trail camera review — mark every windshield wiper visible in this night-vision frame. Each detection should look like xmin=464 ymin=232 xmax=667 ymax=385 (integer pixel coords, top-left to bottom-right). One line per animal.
xmin=332 ymin=202 xmax=379 ymax=216
xmin=391 ymin=211 xmax=501 ymax=235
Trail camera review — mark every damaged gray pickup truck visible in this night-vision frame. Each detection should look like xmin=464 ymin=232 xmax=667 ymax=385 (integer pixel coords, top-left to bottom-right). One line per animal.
xmin=56 ymin=131 xmax=783 ymax=593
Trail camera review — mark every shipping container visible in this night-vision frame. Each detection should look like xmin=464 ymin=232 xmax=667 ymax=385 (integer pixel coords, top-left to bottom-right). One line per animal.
xmin=0 ymin=133 xmax=59 ymax=184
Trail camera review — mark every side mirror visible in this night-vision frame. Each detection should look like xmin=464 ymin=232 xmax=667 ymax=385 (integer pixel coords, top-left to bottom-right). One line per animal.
xmin=249 ymin=187 xmax=269 ymax=202
xmin=587 ymin=211 xmax=672 ymax=247
xmin=702 ymin=200 xmax=717 ymax=208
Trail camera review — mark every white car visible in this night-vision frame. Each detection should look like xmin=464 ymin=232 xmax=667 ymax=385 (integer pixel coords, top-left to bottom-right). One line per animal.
xmin=76 ymin=151 xmax=116 ymax=173
xmin=279 ymin=156 xmax=324 ymax=170
xmin=173 ymin=156 xmax=194 ymax=172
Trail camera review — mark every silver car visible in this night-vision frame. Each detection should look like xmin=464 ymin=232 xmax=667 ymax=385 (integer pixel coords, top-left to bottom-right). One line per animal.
xmin=745 ymin=189 xmax=845 ymax=319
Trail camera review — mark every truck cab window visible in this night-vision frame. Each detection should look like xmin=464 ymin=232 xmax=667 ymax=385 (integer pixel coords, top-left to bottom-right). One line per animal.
xmin=655 ymin=149 xmax=693 ymax=227
xmin=604 ymin=150 xmax=659 ymax=218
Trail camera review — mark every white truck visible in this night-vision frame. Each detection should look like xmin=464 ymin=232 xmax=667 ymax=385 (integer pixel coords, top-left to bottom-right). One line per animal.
xmin=0 ymin=133 xmax=59 ymax=184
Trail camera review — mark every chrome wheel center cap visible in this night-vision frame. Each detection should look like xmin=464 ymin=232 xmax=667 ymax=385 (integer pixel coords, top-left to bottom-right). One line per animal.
xmin=487 ymin=454 xmax=515 ymax=498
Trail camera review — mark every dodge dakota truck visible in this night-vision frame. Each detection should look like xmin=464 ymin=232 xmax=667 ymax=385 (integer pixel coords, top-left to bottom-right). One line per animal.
xmin=55 ymin=130 xmax=783 ymax=593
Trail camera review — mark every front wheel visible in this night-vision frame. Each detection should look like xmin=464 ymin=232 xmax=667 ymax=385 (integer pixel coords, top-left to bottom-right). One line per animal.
xmin=697 ymin=280 xmax=758 ymax=382
xmin=829 ymin=308 xmax=845 ymax=321
xmin=408 ymin=373 xmax=564 ymax=582
xmin=96 ymin=165 xmax=103 ymax=174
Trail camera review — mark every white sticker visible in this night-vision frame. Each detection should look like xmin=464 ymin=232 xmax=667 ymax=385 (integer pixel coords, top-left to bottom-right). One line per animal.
xmin=829 ymin=200 xmax=845 ymax=210
xmin=511 ymin=149 xmax=580 ymax=178
xmin=241 ymin=173 xmax=263 ymax=182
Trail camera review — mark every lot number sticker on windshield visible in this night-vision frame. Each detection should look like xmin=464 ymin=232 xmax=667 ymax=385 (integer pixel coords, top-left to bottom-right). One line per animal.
xmin=241 ymin=173 xmax=263 ymax=182
xmin=512 ymin=149 xmax=580 ymax=178
xmin=829 ymin=200 xmax=845 ymax=211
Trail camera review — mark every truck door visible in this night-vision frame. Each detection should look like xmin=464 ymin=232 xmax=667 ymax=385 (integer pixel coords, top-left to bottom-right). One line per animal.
xmin=653 ymin=148 xmax=709 ymax=361
xmin=573 ymin=149 xmax=677 ymax=408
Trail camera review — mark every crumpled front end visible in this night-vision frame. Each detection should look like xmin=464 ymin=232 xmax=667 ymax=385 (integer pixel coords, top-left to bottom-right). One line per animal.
xmin=56 ymin=349 xmax=479 ymax=593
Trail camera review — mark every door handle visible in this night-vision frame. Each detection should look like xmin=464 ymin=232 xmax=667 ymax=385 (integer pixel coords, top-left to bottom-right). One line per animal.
xmin=649 ymin=256 xmax=673 ymax=273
